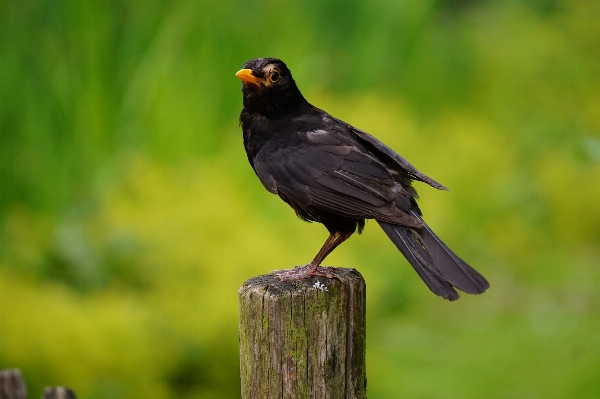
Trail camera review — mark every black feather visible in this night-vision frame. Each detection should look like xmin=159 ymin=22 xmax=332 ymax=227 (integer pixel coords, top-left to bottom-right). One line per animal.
xmin=378 ymin=219 xmax=489 ymax=300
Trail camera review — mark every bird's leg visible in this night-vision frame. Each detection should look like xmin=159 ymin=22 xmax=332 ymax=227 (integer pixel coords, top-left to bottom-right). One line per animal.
xmin=276 ymin=231 xmax=352 ymax=281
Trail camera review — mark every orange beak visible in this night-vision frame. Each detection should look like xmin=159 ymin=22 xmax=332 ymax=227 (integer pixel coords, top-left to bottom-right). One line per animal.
xmin=236 ymin=69 xmax=263 ymax=86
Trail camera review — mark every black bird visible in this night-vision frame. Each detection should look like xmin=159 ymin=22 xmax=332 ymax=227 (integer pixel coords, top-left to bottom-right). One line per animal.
xmin=237 ymin=58 xmax=489 ymax=301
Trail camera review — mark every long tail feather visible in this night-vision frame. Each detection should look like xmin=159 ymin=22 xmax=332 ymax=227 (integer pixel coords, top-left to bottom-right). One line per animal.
xmin=378 ymin=218 xmax=489 ymax=301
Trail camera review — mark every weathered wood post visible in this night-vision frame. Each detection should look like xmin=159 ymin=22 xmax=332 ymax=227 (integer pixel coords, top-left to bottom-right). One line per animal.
xmin=0 ymin=369 xmax=77 ymax=399
xmin=239 ymin=267 xmax=366 ymax=399
xmin=42 ymin=388 xmax=77 ymax=399
xmin=0 ymin=369 xmax=27 ymax=399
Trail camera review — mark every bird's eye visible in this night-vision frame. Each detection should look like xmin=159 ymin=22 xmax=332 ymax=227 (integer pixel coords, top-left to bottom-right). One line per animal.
xmin=270 ymin=71 xmax=280 ymax=83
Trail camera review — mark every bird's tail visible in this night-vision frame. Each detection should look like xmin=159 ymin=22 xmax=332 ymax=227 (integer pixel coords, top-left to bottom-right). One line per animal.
xmin=377 ymin=216 xmax=489 ymax=301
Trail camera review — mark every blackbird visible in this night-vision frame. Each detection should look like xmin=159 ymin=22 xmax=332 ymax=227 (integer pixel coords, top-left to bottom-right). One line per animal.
xmin=236 ymin=57 xmax=489 ymax=300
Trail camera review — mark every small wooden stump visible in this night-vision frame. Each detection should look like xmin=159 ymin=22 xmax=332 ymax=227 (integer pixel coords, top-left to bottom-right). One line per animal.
xmin=0 ymin=369 xmax=27 ymax=399
xmin=42 ymin=387 xmax=77 ymax=399
xmin=0 ymin=369 xmax=76 ymax=399
xmin=239 ymin=267 xmax=366 ymax=399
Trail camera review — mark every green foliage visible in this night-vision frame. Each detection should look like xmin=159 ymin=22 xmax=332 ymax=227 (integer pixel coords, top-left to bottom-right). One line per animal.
xmin=1 ymin=0 xmax=599 ymax=397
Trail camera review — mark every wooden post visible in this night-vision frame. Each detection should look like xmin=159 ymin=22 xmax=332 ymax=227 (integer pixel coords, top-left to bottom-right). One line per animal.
xmin=238 ymin=267 xmax=366 ymax=399
xmin=42 ymin=388 xmax=77 ymax=399
xmin=0 ymin=369 xmax=76 ymax=399
xmin=0 ymin=369 xmax=27 ymax=399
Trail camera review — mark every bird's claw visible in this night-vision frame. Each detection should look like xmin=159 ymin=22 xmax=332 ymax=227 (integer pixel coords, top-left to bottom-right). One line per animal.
xmin=275 ymin=264 xmax=336 ymax=281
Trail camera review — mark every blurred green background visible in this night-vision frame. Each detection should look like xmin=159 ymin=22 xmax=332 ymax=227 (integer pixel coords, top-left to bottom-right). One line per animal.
xmin=1 ymin=0 xmax=599 ymax=398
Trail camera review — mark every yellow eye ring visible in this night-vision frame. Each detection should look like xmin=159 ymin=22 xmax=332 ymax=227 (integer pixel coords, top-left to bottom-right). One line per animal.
xmin=270 ymin=71 xmax=280 ymax=83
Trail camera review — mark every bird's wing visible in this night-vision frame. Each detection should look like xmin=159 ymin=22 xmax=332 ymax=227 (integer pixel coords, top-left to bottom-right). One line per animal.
xmin=254 ymin=138 xmax=422 ymax=227
xmin=341 ymin=122 xmax=448 ymax=190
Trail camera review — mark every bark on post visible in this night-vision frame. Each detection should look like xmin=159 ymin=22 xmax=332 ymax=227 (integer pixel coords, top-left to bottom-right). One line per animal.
xmin=238 ymin=267 xmax=366 ymax=399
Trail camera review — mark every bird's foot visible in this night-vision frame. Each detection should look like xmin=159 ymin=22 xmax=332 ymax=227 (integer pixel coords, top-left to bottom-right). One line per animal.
xmin=275 ymin=264 xmax=337 ymax=281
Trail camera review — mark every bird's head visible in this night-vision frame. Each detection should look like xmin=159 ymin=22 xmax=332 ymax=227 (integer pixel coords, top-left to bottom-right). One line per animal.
xmin=236 ymin=58 xmax=307 ymax=117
